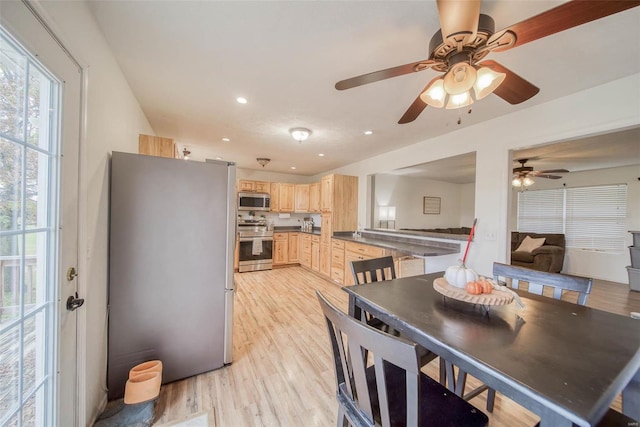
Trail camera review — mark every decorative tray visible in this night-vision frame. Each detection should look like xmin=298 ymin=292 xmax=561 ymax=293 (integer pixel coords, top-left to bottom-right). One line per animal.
xmin=433 ymin=277 xmax=514 ymax=306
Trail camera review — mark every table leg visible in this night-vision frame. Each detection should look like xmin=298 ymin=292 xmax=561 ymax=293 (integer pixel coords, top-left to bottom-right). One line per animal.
xmin=622 ymin=366 xmax=640 ymax=421
xmin=348 ymin=295 xmax=360 ymax=319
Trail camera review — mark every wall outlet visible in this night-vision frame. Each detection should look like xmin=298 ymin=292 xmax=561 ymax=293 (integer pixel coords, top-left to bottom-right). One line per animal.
xmin=485 ymin=231 xmax=497 ymax=241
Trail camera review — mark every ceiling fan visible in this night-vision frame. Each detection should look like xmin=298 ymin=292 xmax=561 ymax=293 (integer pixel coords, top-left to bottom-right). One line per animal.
xmin=512 ymin=158 xmax=569 ymax=187
xmin=335 ymin=0 xmax=640 ymax=124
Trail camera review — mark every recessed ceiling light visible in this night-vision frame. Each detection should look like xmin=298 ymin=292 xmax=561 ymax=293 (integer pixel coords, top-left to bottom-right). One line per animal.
xmin=215 ymin=156 xmax=223 ymax=160
xmin=236 ymin=97 xmax=247 ymax=104
xmin=222 ymin=137 xmax=230 ymax=142
xmin=290 ymin=166 xmax=296 ymax=170
xmin=318 ymin=153 xmax=325 ymax=157
xmin=364 ymin=130 xmax=373 ymax=135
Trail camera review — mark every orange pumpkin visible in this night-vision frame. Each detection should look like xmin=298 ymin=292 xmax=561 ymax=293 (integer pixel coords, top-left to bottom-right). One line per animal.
xmin=466 ymin=281 xmax=483 ymax=295
xmin=479 ymin=280 xmax=493 ymax=294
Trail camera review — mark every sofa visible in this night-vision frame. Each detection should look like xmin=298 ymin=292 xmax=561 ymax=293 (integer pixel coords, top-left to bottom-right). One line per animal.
xmin=510 ymin=232 xmax=565 ymax=273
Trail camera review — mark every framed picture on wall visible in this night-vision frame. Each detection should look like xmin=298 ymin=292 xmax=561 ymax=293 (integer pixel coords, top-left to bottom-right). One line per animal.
xmin=423 ymin=196 xmax=441 ymax=214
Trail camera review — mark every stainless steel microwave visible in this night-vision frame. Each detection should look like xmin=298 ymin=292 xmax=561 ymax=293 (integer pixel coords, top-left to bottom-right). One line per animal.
xmin=238 ymin=192 xmax=270 ymax=211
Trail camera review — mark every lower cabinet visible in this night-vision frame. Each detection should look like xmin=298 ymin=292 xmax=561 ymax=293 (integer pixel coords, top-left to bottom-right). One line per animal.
xmin=300 ymin=233 xmax=312 ymax=268
xmin=311 ymin=235 xmax=320 ymax=272
xmin=288 ymin=232 xmax=299 ymax=262
xmin=330 ymin=239 xmax=345 ymax=284
xmin=343 ymin=241 xmax=387 ymax=286
xmin=273 ymin=232 xmax=289 ymax=266
xmin=274 ymin=231 xmax=302 ymax=265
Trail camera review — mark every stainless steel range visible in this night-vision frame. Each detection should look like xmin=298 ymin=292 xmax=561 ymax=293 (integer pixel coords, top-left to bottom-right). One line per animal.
xmin=237 ymin=218 xmax=273 ymax=272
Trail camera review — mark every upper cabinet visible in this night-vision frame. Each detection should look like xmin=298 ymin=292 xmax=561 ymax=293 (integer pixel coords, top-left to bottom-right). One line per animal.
xmin=309 ymin=182 xmax=321 ymax=213
xmin=238 ymin=180 xmax=270 ymax=193
xmin=294 ymin=184 xmax=310 ymax=212
xmin=138 ymin=134 xmax=175 ymax=158
xmin=271 ymin=182 xmax=294 ymax=213
xmin=321 ymin=174 xmax=358 ymax=231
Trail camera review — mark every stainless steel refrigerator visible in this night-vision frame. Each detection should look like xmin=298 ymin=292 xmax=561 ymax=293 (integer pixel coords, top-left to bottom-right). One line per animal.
xmin=107 ymin=152 xmax=236 ymax=400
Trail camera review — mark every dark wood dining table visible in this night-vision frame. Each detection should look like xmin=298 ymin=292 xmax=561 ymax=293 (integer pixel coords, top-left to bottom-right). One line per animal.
xmin=343 ymin=272 xmax=640 ymax=427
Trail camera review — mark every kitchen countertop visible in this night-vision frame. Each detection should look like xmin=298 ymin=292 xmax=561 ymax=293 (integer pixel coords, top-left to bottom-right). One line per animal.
xmin=332 ymin=233 xmax=459 ymax=257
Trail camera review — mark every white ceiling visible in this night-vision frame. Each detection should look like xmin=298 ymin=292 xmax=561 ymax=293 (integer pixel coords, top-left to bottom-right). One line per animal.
xmin=88 ymin=1 xmax=640 ymax=176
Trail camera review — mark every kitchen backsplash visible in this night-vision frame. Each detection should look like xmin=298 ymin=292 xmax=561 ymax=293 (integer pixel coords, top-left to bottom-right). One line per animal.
xmin=237 ymin=211 xmax=321 ymax=228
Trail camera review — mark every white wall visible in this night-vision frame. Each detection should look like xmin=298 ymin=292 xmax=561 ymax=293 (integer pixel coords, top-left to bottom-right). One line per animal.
xmin=373 ymin=174 xmax=475 ymax=229
xmin=325 ymin=73 xmax=640 ymax=279
xmin=509 ymin=165 xmax=640 ymax=283
xmin=30 ymin=1 xmax=154 ymax=423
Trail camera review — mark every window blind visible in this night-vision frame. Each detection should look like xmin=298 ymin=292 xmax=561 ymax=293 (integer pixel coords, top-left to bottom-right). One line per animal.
xmin=565 ymin=184 xmax=627 ymax=252
xmin=517 ymin=189 xmax=564 ymax=233
xmin=516 ymin=184 xmax=627 ymax=253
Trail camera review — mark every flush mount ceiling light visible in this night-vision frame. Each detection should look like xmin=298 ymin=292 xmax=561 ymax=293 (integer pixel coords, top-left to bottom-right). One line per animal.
xmin=289 ymin=128 xmax=312 ymax=143
xmin=256 ymin=158 xmax=271 ymax=167
xmin=182 ymin=148 xmax=191 ymax=160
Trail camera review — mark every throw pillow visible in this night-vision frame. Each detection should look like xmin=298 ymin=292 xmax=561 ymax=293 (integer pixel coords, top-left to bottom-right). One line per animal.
xmin=515 ymin=236 xmax=546 ymax=253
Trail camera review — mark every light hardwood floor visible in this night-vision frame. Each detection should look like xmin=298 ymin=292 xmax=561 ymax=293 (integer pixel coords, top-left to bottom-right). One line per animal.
xmin=152 ymin=267 xmax=640 ymax=426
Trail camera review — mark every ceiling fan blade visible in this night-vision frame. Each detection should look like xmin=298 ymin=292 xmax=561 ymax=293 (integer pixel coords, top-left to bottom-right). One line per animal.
xmin=335 ymin=60 xmax=436 ymax=90
xmin=538 ymin=174 xmax=563 ymax=179
xmin=538 ymin=168 xmax=570 ymax=174
xmin=436 ymin=0 xmax=481 ymax=45
xmin=478 ymin=60 xmax=539 ymax=104
xmin=488 ymin=0 xmax=640 ymax=53
xmin=398 ymin=78 xmax=439 ymax=124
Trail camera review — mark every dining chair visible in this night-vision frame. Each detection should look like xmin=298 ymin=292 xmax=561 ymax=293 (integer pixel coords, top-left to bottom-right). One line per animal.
xmin=350 ymin=257 xmax=440 ymax=370
xmin=316 ymin=291 xmax=489 ymax=427
xmin=451 ymin=262 xmax=594 ymax=413
xmin=350 ymin=255 xmax=397 ymax=285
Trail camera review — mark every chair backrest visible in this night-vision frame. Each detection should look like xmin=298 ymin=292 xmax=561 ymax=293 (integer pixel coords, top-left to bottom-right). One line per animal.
xmin=350 ymin=256 xmax=396 ymax=285
xmin=493 ymin=262 xmax=592 ymax=305
xmin=316 ymin=291 xmax=421 ymax=427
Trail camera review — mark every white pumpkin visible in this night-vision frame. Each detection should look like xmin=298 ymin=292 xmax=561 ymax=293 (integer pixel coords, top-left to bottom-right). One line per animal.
xmin=444 ymin=264 xmax=479 ymax=288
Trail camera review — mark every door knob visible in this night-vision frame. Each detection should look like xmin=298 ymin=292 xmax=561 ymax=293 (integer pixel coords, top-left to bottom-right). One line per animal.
xmin=66 ymin=292 xmax=85 ymax=311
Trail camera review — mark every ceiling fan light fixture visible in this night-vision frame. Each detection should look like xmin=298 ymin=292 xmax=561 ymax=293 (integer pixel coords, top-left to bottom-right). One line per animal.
xmin=443 ymin=62 xmax=477 ymax=95
xmin=512 ymin=176 xmax=535 ymax=188
xmin=290 ymin=127 xmax=312 ymax=143
xmin=445 ymin=91 xmax=474 ymax=109
xmin=420 ymin=78 xmax=446 ymax=108
xmin=473 ymin=66 xmax=506 ymax=100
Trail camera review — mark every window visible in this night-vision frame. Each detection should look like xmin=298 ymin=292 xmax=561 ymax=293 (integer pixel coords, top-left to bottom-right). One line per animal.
xmin=517 ymin=184 xmax=628 ymax=253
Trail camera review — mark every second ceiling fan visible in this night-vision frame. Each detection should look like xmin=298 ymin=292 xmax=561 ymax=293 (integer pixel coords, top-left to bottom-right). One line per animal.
xmin=335 ymin=0 xmax=640 ymax=124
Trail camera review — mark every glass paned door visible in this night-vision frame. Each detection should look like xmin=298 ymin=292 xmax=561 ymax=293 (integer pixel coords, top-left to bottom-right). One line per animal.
xmin=0 ymin=28 xmax=59 ymax=426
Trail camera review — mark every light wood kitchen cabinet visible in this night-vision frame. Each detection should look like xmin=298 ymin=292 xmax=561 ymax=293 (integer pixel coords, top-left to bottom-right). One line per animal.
xmin=320 ymin=174 xmax=358 ymax=231
xmin=270 ymin=182 xmax=280 ymax=211
xmin=309 ymin=182 xmax=321 ymax=212
xmin=273 ymin=232 xmax=289 ymax=266
xmin=300 ymin=234 xmax=312 ymax=268
xmin=320 ymin=214 xmax=332 ymax=245
xmin=254 ymin=181 xmax=270 ymax=193
xmin=320 ymin=243 xmax=331 ymax=276
xmin=330 ymin=239 xmax=345 ymax=284
xmin=343 ymin=241 xmax=387 ymax=286
xmin=294 ymin=184 xmax=310 ymax=212
xmin=238 ymin=180 xmax=270 ymax=193
xmin=288 ymin=232 xmax=300 ymax=263
xmin=270 ymin=183 xmax=294 ymax=212
xmin=320 ymin=175 xmax=333 ymax=212
xmin=138 ymin=134 xmax=175 ymax=158
xmin=311 ymin=235 xmax=320 ymax=272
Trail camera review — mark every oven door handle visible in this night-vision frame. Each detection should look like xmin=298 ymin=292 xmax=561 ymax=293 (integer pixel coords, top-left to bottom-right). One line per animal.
xmin=239 ymin=237 xmax=273 ymax=242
